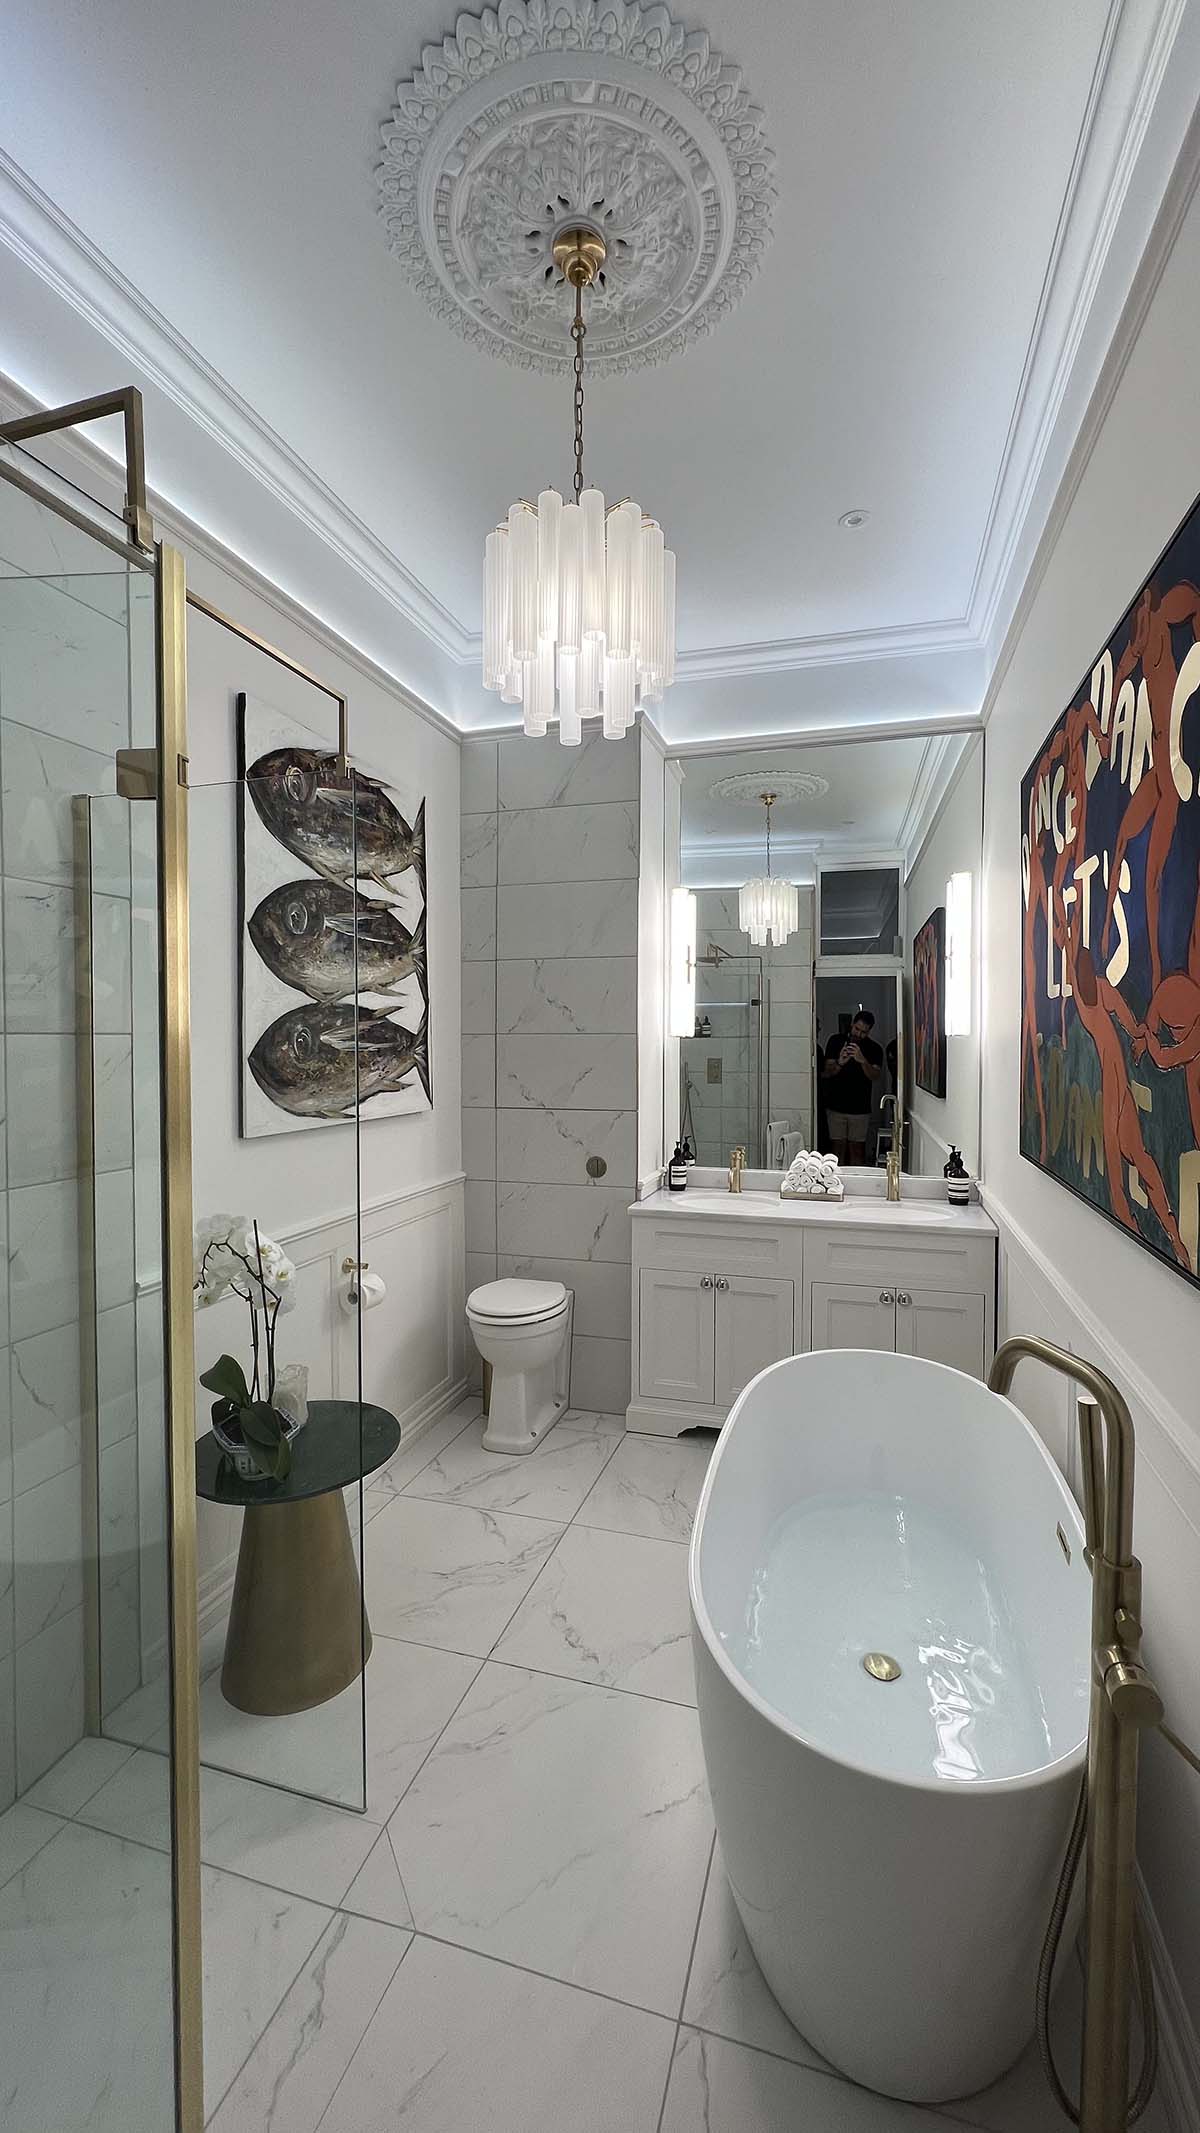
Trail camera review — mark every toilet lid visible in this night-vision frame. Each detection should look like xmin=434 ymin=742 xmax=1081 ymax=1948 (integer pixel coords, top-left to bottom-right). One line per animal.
xmin=467 ymin=1277 xmax=568 ymax=1324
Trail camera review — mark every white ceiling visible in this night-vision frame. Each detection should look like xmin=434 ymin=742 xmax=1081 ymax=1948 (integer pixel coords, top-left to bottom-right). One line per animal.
xmin=679 ymin=732 xmax=972 ymax=882
xmin=0 ymin=1 xmax=1196 ymax=743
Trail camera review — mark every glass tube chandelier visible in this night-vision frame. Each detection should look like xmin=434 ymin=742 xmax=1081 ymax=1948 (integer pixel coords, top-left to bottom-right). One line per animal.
xmin=482 ymin=226 xmax=677 ymax=745
xmin=739 ymin=791 xmax=799 ymax=947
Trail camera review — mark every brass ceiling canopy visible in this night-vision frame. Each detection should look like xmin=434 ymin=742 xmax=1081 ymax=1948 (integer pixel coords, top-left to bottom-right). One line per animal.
xmin=551 ymin=225 xmax=608 ymax=291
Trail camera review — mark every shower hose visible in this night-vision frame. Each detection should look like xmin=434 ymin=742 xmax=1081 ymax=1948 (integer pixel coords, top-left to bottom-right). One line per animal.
xmin=1036 ymin=1773 xmax=1158 ymax=2125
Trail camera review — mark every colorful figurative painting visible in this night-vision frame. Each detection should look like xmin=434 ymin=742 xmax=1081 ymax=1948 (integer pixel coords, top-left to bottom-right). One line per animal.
xmin=913 ymin=906 xmax=946 ymax=1098
xmin=237 ymin=692 xmax=431 ymax=1138
xmin=1019 ymin=490 xmax=1200 ymax=1286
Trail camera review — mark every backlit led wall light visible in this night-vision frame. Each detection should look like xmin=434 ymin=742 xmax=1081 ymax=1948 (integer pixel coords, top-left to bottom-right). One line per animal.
xmin=669 ymin=888 xmax=697 ymax=1038
xmin=945 ymin=870 xmax=973 ymax=1037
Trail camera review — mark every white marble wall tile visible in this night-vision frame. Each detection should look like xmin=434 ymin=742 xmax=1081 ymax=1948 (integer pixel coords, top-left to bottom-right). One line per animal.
xmin=0 ymin=575 xmax=130 ymax=755
xmin=461 ymin=1034 xmax=495 ymax=1108
xmin=496 ymin=1107 xmax=636 ymax=1188
xmin=460 ymin=959 xmax=495 ymax=1034
xmin=459 ymin=811 xmax=498 ymax=888
xmin=496 ymin=1182 xmax=632 ymax=1265
xmin=496 ymin=954 xmax=637 ymax=1035
xmin=499 ymin=1254 xmax=631 ymax=1342
xmin=0 ymin=1655 xmax=12 ymax=1809
xmin=11 ymin=1324 xmax=81 ymax=1494
xmin=460 ymin=738 xmax=498 ymax=814
xmin=95 ymin=1166 xmax=135 ymax=1311
xmin=5 ymin=1036 xmax=76 ymax=1187
xmin=97 ymin=1301 xmax=137 ymax=1446
xmin=497 ymin=877 xmax=637 ymax=959
xmin=99 ymin=1435 xmax=140 ymax=1713
xmin=463 ymin=1251 xmax=497 ymax=1307
xmin=497 ymin=727 xmax=639 ymax=810
xmin=15 ymin=1604 xmax=84 ymax=1788
xmin=460 ymin=886 xmax=497 ymax=962
xmin=4 ymin=881 xmax=78 ymax=1033
xmin=386 ymin=1662 xmax=711 ymax=2014
xmin=93 ymin=1035 xmax=134 ymax=1172
xmin=570 ymin=1335 xmax=631 ymax=1415
xmin=91 ymin=893 xmax=132 ymax=1034
xmin=14 ymin=1464 xmax=82 ymax=1644
xmin=208 ymin=1911 xmax=411 ymax=2133
xmin=768 ymin=963 xmax=812 ymax=1004
xmin=8 ymin=1177 xmax=79 ymax=1341
xmin=463 ymin=1178 xmax=496 ymax=1255
xmin=497 ymin=800 xmax=639 ymax=885
xmin=0 ymin=1354 xmax=9 ymax=1507
xmin=496 ymin=1524 xmax=694 ymax=1702
xmin=769 ymin=1035 xmax=813 ymax=1076
xmin=770 ymin=1071 xmax=812 ymax=1120
xmin=365 ymin=1496 xmax=561 ymax=1656
xmin=460 ymin=1106 xmax=496 ymax=1181
xmin=0 ymin=1497 xmax=11 ymax=1661
xmin=496 ymin=1033 xmax=636 ymax=1111
xmin=769 ymin=999 xmax=815 ymax=1037
xmin=1 ymin=720 xmax=116 ymax=887
xmin=317 ymin=1934 xmax=672 ymax=2133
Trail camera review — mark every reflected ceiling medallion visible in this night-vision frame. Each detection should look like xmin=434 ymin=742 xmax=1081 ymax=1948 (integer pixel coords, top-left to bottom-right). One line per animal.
xmin=739 ymin=791 xmax=799 ymax=948
xmin=482 ymin=224 xmax=675 ymax=742
xmin=709 ymin=770 xmax=831 ymax=805
xmin=377 ymin=2 xmax=776 ymax=376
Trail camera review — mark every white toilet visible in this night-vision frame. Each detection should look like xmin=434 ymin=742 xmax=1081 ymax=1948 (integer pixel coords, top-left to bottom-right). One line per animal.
xmin=466 ymin=1277 xmax=574 ymax=1455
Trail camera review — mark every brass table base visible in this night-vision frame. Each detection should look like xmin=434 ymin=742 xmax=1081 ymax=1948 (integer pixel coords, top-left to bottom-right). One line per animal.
xmin=221 ymin=1491 xmax=371 ymax=1716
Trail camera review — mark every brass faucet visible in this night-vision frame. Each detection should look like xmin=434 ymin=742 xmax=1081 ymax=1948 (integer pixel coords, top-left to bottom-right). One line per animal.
xmin=880 ymin=1093 xmax=902 ymax=1201
xmin=727 ymin=1145 xmax=746 ymax=1194
xmin=988 ymin=1339 xmax=1163 ymax=2132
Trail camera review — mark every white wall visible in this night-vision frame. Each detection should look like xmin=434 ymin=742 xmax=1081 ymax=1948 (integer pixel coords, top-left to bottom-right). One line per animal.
xmin=980 ymin=170 xmax=1200 ymax=2076
xmin=904 ymin=735 xmax=983 ymax=1174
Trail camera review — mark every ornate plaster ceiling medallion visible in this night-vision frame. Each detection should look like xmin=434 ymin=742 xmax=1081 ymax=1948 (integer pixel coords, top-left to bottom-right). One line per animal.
xmin=377 ymin=1 xmax=776 ymax=375
xmin=709 ymin=771 xmax=831 ymax=806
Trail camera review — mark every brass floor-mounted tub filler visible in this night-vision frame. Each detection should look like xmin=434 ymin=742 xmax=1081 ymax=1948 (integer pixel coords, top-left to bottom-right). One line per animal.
xmin=988 ymin=1336 xmax=1200 ymax=2132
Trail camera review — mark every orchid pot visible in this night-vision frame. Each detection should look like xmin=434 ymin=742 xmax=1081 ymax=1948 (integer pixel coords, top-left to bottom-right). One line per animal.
xmin=194 ymin=1215 xmax=304 ymax=1483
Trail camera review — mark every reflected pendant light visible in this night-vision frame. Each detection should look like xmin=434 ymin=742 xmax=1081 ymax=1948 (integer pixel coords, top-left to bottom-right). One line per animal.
xmin=482 ymin=226 xmax=677 ymax=745
xmin=739 ymin=792 xmax=799 ymax=947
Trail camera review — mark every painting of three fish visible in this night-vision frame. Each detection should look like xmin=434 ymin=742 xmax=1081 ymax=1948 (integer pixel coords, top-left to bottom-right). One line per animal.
xmin=237 ymin=692 xmax=432 ymax=1136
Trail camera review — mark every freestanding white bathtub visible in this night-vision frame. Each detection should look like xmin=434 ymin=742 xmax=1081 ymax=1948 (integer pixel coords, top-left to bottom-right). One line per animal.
xmin=689 ymin=1348 xmax=1092 ymax=2103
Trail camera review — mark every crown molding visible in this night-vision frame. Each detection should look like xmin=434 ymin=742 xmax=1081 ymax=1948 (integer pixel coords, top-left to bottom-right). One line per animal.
xmin=894 ymin=733 xmax=957 ymax=866
xmin=964 ymin=0 xmax=1190 ymax=653
xmin=0 ymin=148 xmax=472 ymax=664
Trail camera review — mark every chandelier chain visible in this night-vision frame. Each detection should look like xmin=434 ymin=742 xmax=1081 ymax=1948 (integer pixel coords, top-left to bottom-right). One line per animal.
xmin=571 ymin=275 xmax=586 ymax=503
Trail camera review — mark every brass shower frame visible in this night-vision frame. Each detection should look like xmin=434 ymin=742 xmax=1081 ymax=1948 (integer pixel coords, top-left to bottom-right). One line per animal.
xmin=0 ymin=392 xmax=203 ymax=2133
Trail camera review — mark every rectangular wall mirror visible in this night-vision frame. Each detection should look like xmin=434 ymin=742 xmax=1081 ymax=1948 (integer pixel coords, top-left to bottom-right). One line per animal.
xmin=672 ymin=730 xmax=983 ymax=1179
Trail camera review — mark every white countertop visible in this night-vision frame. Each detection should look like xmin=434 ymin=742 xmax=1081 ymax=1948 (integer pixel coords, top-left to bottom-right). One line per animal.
xmin=632 ymin=1187 xmax=997 ymax=1236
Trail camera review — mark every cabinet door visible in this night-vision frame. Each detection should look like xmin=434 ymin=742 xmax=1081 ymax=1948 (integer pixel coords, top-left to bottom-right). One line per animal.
xmin=638 ymin=1268 xmax=716 ymax=1404
xmin=895 ymin=1287 xmax=987 ymax=1378
xmin=713 ymin=1276 xmax=795 ymax=1407
xmin=809 ymin=1281 xmax=897 ymax=1353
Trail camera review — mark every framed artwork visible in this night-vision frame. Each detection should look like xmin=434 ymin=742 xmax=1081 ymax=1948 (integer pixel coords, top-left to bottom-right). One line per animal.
xmin=237 ymin=691 xmax=431 ymax=1138
xmin=1019 ymin=488 xmax=1200 ymax=1286
xmin=913 ymin=905 xmax=946 ymax=1097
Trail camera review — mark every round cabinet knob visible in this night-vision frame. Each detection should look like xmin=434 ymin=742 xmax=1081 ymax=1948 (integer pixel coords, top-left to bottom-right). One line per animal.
xmin=716 ymin=1276 xmax=729 ymax=1291
xmin=700 ymin=1275 xmax=712 ymax=1289
xmin=879 ymin=1290 xmax=893 ymax=1305
xmin=897 ymin=1292 xmax=912 ymax=1307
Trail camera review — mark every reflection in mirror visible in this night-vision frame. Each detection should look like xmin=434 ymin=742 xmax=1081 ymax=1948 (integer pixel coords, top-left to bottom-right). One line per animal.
xmin=674 ymin=731 xmax=983 ymax=1177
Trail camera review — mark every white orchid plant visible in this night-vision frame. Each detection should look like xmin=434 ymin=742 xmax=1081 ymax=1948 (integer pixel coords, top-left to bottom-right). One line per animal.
xmin=193 ymin=1214 xmax=299 ymax=1480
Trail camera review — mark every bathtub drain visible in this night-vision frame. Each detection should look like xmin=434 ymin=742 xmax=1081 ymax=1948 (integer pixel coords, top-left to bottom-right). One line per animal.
xmin=862 ymin=1652 xmax=902 ymax=1683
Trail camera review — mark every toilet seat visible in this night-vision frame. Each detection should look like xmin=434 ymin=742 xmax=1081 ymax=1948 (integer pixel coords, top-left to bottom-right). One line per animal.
xmin=467 ymin=1277 xmax=568 ymax=1326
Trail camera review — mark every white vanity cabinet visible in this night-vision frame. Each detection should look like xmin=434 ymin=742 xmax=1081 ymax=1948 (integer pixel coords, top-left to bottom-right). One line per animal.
xmin=629 ymin=1191 xmax=996 ymax=1436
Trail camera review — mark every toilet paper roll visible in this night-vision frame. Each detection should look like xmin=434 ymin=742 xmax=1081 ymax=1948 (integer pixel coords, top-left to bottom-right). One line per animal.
xmin=340 ymin=1271 xmax=387 ymax=1315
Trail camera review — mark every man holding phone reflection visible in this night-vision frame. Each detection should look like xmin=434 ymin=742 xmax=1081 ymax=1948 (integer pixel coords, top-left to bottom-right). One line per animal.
xmin=821 ymin=1010 xmax=882 ymax=1165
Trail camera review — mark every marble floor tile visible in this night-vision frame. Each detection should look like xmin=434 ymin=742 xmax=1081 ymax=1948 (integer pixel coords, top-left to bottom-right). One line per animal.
xmin=103 ymin=1666 xmax=170 ymax=1749
xmin=22 ymin=1734 xmax=135 ymax=1817
xmin=364 ymin=1496 xmax=562 ymax=1657
xmin=575 ymin=1431 xmax=715 ymax=1543
xmin=208 ymin=1911 xmax=411 ymax=2133
xmin=80 ymin=1748 xmax=381 ymax=1905
xmin=936 ymin=1961 xmax=1171 ymax=2133
xmin=317 ymin=1934 xmax=673 ymax=2133
xmin=661 ymin=2028 xmax=950 ymax=2132
xmin=351 ymin=1400 xmax=481 ymax=1510
xmin=197 ymin=1632 xmax=479 ymax=1822
xmin=386 ymin=1662 xmax=711 ymax=2015
xmin=202 ymin=1857 xmax=332 ymax=2110
xmin=0 ymin=1798 xmax=62 ymax=1888
xmin=402 ymin=1415 xmax=618 ymax=1522
xmin=559 ymin=1405 xmax=627 ymax=1434
xmin=683 ymin=1845 xmax=826 ymax=2068
xmin=341 ymin=1826 xmax=413 ymax=1929
xmin=494 ymin=1523 xmax=696 ymax=1704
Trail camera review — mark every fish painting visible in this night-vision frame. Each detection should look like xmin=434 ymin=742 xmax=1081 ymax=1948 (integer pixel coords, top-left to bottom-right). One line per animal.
xmin=248 ymin=1005 xmax=431 ymax=1119
xmin=248 ymin=880 xmax=427 ymax=1004
xmin=246 ymin=748 xmax=426 ymax=898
